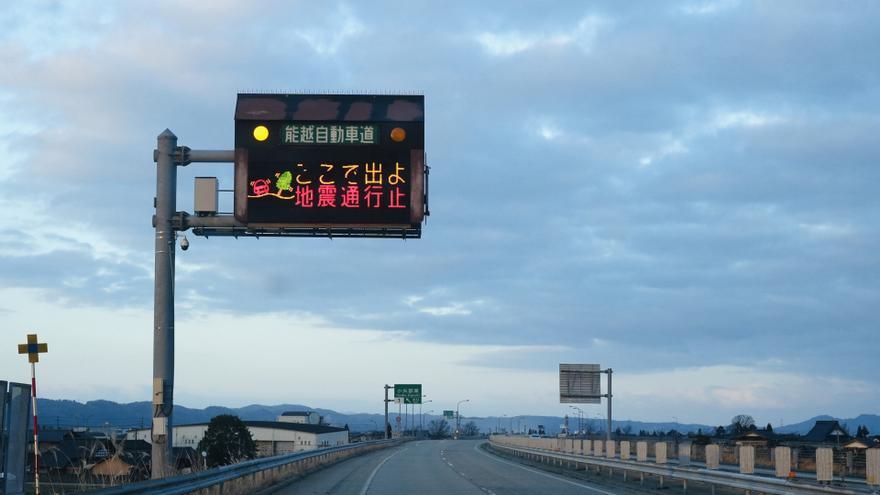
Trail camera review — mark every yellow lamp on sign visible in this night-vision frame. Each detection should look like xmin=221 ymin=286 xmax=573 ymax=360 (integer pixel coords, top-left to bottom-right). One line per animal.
xmin=253 ymin=125 xmax=269 ymax=142
xmin=390 ymin=127 xmax=406 ymax=142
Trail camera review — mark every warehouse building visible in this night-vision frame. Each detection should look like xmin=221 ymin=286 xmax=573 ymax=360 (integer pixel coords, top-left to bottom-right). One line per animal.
xmin=277 ymin=411 xmax=321 ymax=425
xmin=126 ymin=418 xmax=348 ymax=457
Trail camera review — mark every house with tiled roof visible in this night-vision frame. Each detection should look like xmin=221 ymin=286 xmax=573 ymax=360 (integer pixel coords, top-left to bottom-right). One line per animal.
xmin=801 ymin=420 xmax=850 ymax=445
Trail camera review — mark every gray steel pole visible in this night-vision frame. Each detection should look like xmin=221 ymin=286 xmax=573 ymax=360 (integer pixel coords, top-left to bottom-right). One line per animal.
xmin=152 ymin=129 xmax=177 ymax=478
xmin=606 ymin=368 xmax=613 ymax=443
xmin=384 ymin=385 xmax=390 ymax=439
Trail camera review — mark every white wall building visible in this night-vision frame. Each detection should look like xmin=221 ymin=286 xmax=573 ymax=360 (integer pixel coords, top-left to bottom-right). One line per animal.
xmin=126 ymin=420 xmax=349 ymax=457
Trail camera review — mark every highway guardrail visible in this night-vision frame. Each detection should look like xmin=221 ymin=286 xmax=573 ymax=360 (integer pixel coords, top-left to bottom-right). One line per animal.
xmin=86 ymin=439 xmax=399 ymax=495
xmin=488 ymin=438 xmax=872 ymax=495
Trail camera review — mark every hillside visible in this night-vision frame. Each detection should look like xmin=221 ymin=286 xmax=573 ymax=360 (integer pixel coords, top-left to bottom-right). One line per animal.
xmin=33 ymin=398 xmax=876 ymax=436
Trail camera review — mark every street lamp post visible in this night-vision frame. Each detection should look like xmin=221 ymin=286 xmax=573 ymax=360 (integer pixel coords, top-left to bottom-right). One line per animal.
xmin=570 ymin=406 xmax=584 ymax=436
xmin=420 ymin=399 xmax=432 ymax=432
xmin=424 ymin=409 xmax=434 ymax=434
xmin=455 ymin=399 xmax=470 ymax=439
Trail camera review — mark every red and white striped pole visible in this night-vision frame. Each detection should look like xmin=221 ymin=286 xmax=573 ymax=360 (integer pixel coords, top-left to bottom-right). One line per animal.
xmin=31 ymin=362 xmax=41 ymax=495
xmin=17 ymin=333 xmax=47 ymax=495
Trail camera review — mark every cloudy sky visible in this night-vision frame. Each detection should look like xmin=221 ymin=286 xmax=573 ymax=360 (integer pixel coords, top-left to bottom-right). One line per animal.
xmin=1 ymin=1 xmax=878 ymax=427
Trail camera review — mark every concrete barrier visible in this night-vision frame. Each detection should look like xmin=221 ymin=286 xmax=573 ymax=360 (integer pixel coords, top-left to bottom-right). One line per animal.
xmin=679 ymin=442 xmax=691 ymax=467
xmin=739 ymin=445 xmax=755 ymax=474
xmin=655 ymin=442 xmax=667 ymax=464
xmin=620 ymin=441 xmax=631 ymax=460
xmin=867 ymin=448 xmax=879 ymax=486
xmin=637 ymin=441 xmax=648 ymax=462
xmin=775 ymin=446 xmax=791 ymax=478
xmin=816 ymin=448 xmax=833 ymax=482
xmin=489 ymin=435 xmax=877 ymax=489
xmin=706 ymin=444 xmax=719 ymax=469
xmin=487 ymin=437 xmax=862 ymax=495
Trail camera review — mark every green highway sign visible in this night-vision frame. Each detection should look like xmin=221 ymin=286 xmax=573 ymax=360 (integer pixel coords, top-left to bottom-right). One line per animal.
xmin=394 ymin=384 xmax=422 ymax=404
xmin=443 ymin=410 xmax=454 ymax=420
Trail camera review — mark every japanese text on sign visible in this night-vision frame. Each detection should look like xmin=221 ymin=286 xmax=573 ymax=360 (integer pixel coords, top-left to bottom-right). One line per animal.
xmin=282 ymin=124 xmax=378 ymax=145
xmin=248 ymin=160 xmax=408 ymax=209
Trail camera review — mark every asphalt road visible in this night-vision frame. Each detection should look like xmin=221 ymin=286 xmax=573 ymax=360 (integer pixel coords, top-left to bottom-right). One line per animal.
xmin=272 ymin=440 xmax=643 ymax=495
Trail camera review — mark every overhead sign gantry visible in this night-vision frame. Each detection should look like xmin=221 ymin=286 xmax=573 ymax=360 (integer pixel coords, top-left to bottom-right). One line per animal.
xmin=150 ymin=93 xmax=428 ymax=479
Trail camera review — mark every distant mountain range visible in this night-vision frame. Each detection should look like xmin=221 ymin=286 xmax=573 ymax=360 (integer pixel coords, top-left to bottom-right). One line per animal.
xmin=33 ymin=398 xmax=878 ymax=437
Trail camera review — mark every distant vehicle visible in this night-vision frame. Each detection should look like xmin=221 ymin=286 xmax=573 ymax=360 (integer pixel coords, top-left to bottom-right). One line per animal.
xmin=529 ymin=434 xmax=540 ymax=438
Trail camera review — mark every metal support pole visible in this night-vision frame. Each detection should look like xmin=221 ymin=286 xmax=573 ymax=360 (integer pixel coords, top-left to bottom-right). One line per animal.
xmin=384 ymin=385 xmax=391 ymax=439
xmin=606 ymin=368 xmax=613 ymax=443
xmin=152 ymin=129 xmax=177 ymax=479
xmin=30 ymin=363 xmax=40 ymax=495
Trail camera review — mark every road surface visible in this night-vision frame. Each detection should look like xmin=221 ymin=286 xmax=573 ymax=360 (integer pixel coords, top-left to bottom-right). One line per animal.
xmin=272 ymin=440 xmax=645 ymax=495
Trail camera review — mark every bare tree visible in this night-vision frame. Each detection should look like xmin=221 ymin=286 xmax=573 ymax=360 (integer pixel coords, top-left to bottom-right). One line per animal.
xmin=427 ymin=419 xmax=451 ymax=439
xmin=461 ymin=421 xmax=480 ymax=437
xmin=730 ymin=415 xmax=755 ymax=434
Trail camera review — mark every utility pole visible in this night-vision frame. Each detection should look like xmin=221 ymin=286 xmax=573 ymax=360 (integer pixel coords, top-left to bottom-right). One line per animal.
xmin=384 ymin=384 xmax=391 ymax=439
xmin=152 ymin=129 xmax=177 ymax=478
xmin=606 ymin=368 xmax=613 ymax=443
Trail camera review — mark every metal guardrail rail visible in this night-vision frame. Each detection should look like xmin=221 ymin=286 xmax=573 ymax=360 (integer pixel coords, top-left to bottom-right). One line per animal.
xmin=488 ymin=440 xmax=874 ymax=495
xmin=86 ymin=439 xmax=398 ymax=495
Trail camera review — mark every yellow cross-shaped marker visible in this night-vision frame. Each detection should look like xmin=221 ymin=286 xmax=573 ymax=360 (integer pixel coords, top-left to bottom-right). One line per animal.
xmin=18 ymin=334 xmax=48 ymax=363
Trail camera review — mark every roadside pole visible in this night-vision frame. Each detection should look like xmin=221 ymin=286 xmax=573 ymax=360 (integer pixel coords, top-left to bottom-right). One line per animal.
xmin=152 ymin=129 xmax=177 ymax=478
xmin=384 ymin=384 xmax=391 ymax=439
xmin=606 ymin=368 xmax=613 ymax=443
xmin=17 ymin=334 xmax=49 ymax=495
xmin=30 ymin=363 xmax=40 ymax=495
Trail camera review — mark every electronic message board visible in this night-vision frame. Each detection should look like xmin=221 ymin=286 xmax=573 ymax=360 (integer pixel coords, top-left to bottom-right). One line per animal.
xmin=234 ymin=94 xmax=426 ymax=229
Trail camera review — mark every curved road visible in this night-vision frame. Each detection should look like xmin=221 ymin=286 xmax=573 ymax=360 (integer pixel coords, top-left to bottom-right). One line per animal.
xmin=272 ymin=440 xmax=638 ymax=495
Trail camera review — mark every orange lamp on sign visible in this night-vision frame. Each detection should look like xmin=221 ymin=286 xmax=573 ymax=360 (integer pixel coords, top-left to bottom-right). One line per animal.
xmin=253 ymin=125 xmax=269 ymax=142
xmin=390 ymin=127 xmax=406 ymax=142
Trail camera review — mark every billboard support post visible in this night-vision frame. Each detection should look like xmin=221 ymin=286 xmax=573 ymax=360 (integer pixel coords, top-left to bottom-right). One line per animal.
xmin=384 ymin=384 xmax=391 ymax=439
xmin=152 ymin=129 xmax=177 ymax=479
xmin=607 ymin=368 xmax=612 ymax=443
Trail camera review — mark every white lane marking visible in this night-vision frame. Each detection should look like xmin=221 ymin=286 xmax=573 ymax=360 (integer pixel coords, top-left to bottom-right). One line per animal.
xmin=442 ymin=444 xmax=496 ymax=495
xmin=474 ymin=443 xmax=617 ymax=495
xmin=359 ymin=447 xmax=407 ymax=495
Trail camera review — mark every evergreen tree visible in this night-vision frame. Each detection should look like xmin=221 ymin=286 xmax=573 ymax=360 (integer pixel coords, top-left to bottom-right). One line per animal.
xmin=197 ymin=415 xmax=257 ymax=468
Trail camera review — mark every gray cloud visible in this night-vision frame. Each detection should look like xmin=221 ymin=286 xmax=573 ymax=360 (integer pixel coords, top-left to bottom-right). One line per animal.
xmin=0 ymin=1 xmax=878 ymax=398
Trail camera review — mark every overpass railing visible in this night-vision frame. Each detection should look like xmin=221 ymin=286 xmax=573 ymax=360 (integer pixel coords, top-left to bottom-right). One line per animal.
xmin=488 ymin=436 xmax=879 ymax=495
xmin=86 ymin=439 xmax=399 ymax=495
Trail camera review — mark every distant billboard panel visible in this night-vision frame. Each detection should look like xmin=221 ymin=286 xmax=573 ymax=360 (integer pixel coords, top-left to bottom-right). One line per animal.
xmin=559 ymin=363 xmax=602 ymax=404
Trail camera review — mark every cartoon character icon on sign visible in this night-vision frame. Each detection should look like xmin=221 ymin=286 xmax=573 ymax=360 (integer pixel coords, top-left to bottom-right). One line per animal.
xmin=250 ymin=179 xmax=270 ymax=196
